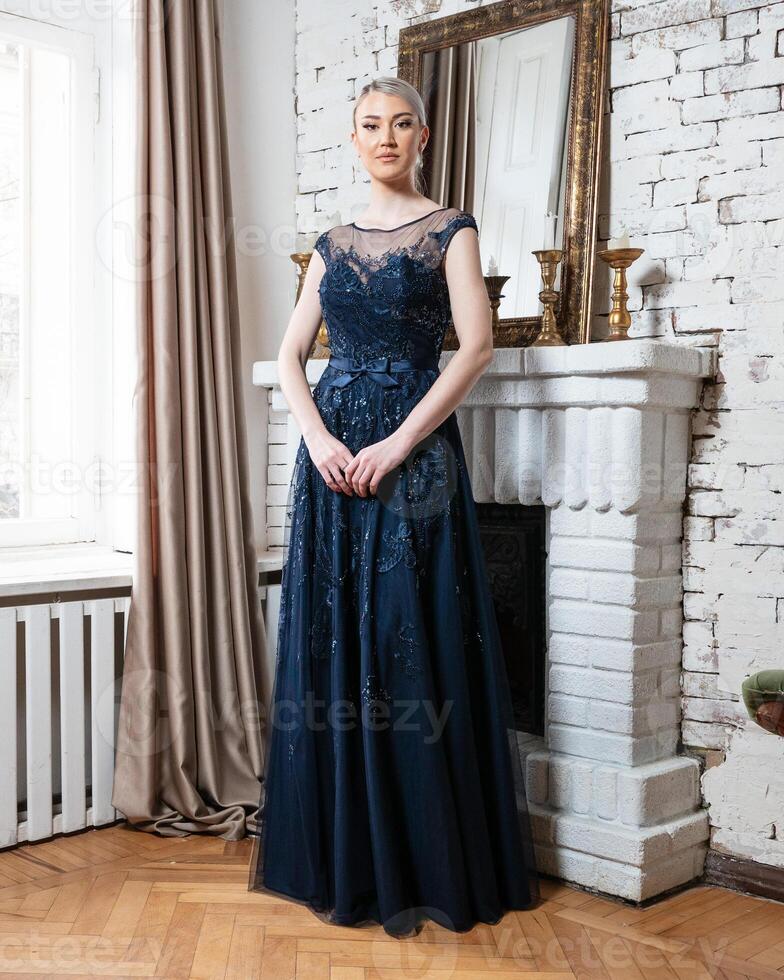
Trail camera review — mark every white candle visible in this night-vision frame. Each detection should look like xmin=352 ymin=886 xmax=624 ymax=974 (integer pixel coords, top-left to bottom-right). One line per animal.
xmin=487 ymin=254 xmax=498 ymax=276
xmin=544 ymin=212 xmax=557 ymax=250
xmin=609 ymin=229 xmax=631 ymax=250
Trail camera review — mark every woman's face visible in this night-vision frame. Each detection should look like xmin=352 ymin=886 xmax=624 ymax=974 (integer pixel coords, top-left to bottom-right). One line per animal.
xmin=352 ymin=91 xmax=427 ymax=184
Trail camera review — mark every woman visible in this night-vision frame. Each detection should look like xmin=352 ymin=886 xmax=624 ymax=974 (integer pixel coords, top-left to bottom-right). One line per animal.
xmin=247 ymin=75 xmax=539 ymax=938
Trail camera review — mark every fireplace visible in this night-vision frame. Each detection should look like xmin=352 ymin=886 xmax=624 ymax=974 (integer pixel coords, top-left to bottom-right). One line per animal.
xmin=254 ymin=338 xmax=717 ymax=903
xmin=477 ymin=502 xmax=547 ymax=738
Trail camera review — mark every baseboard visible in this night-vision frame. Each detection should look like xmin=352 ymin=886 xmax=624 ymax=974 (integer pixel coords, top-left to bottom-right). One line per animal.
xmin=704 ymin=849 xmax=784 ymax=904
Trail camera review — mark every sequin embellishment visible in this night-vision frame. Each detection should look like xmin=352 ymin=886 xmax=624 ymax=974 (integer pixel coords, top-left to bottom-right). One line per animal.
xmin=275 ymin=209 xmax=480 ymax=693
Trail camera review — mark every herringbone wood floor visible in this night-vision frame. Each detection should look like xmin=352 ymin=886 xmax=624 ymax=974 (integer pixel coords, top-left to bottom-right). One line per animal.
xmin=0 ymin=825 xmax=782 ymax=978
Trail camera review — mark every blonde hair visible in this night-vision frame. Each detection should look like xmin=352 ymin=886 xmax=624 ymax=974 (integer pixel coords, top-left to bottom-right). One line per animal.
xmin=353 ymin=76 xmax=428 ymax=195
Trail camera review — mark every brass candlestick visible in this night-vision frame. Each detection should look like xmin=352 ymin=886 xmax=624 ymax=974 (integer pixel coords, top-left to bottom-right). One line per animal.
xmin=483 ymin=274 xmax=510 ymax=336
xmin=292 ymin=251 xmax=330 ymax=357
xmin=531 ymin=249 xmax=566 ymax=346
xmin=597 ymin=246 xmax=645 ymax=341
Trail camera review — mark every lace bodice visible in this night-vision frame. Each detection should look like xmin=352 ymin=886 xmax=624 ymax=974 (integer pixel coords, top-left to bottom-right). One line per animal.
xmin=314 ymin=206 xmax=479 ymax=362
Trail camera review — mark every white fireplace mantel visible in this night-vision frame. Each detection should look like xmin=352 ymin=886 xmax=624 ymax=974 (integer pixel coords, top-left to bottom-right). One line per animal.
xmin=253 ymin=339 xmax=717 ymax=902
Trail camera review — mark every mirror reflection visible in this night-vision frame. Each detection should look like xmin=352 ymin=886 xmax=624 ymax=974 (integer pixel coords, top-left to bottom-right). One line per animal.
xmin=420 ymin=15 xmax=575 ymax=319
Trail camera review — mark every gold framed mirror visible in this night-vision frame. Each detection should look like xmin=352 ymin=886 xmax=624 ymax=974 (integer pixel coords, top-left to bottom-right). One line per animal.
xmin=398 ymin=0 xmax=610 ymax=346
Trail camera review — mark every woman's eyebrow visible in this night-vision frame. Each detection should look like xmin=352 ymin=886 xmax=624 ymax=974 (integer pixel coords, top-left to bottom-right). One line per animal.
xmin=361 ymin=112 xmax=415 ymax=119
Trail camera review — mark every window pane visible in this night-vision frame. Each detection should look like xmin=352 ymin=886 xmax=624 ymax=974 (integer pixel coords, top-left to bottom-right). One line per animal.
xmin=0 ymin=37 xmax=72 ymax=527
xmin=0 ymin=40 xmax=20 ymax=519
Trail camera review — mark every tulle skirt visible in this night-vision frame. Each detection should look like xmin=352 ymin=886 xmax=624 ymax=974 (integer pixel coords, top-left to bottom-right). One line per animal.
xmin=247 ymin=362 xmax=539 ymax=938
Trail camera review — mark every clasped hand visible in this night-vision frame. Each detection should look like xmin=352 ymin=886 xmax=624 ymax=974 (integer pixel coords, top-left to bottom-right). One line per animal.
xmin=305 ymin=427 xmax=411 ymax=497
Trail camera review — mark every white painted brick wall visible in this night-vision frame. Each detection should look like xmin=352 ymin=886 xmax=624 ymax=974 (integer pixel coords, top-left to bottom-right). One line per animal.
xmin=286 ymin=0 xmax=784 ymax=877
xmin=607 ymin=0 xmax=784 ymax=872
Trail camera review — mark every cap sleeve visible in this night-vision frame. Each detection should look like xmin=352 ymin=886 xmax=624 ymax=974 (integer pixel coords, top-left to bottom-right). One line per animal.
xmin=313 ymin=230 xmax=331 ymax=265
xmin=437 ymin=210 xmax=478 ymax=259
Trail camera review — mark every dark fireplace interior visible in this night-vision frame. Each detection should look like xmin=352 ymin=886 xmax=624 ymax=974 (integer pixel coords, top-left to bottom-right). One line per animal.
xmin=476 ymin=503 xmax=547 ymax=737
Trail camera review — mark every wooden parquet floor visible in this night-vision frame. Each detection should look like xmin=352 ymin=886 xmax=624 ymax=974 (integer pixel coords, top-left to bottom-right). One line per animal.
xmin=0 ymin=825 xmax=782 ymax=978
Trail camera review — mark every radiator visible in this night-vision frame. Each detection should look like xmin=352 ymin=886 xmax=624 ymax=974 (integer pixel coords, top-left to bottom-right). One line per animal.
xmin=0 ymin=593 xmax=130 ymax=849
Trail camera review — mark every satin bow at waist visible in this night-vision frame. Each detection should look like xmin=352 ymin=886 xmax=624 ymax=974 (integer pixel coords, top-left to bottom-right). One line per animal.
xmin=325 ymin=354 xmax=440 ymax=389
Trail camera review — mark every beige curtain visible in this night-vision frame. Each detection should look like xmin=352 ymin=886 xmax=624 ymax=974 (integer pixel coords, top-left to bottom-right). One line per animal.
xmin=421 ymin=42 xmax=477 ymax=211
xmin=110 ymin=0 xmax=267 ymax=839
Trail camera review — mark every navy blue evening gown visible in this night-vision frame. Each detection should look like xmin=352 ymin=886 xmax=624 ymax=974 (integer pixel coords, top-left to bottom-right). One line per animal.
xmin=247 ymin=206 xmax=539 ymax=938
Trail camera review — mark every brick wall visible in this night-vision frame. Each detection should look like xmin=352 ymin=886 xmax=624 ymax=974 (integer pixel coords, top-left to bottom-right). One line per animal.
xmin=291 ymin=0 xmax=784 ymax=870
xmin=607 ymin=0 xmax=784 ymax=870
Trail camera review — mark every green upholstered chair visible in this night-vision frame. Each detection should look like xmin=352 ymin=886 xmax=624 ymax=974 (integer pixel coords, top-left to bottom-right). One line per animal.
xmin=742 ymin=670 xmax=784 ymax=735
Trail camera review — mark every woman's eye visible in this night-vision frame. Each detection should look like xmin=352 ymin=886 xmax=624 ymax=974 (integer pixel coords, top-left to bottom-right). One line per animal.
xmin=362 ymin=121 xmax=412 ymax=130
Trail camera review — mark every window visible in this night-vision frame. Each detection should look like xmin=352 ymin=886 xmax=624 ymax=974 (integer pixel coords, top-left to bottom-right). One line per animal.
xmin=0 ymin=13 xmax=99 ymax=548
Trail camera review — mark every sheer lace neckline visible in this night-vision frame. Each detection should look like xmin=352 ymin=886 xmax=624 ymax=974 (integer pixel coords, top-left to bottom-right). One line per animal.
xmin=350 ymin=207 xmax=448 ymax=232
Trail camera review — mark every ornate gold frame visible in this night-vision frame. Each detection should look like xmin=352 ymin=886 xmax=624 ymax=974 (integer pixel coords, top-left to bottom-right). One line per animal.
xmin=398 ymin=0 xmax=609 ymax=346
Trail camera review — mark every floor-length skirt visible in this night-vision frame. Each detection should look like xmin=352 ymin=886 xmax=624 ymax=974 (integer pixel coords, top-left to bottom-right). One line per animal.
xmin=247 ymin=362 xmax=539 ymax=938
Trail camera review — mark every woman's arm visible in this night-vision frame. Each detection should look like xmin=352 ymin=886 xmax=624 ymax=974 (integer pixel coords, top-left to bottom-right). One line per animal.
xmin=277 ymin=249 xmax=355 ymax=495
xmin=392 ymin=225 xmax=493 ymax=454
xmin=276 ymin=251 xmax=330 ymax=440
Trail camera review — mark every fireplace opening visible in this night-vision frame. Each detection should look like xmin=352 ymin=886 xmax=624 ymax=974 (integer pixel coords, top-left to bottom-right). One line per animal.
xmin=476 ymin=503 xmax=547 ymax=737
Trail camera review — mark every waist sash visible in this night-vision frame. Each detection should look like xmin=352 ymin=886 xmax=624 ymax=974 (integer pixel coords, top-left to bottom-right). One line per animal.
xmin=325 ymin=354 xmax=440 ymax=389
